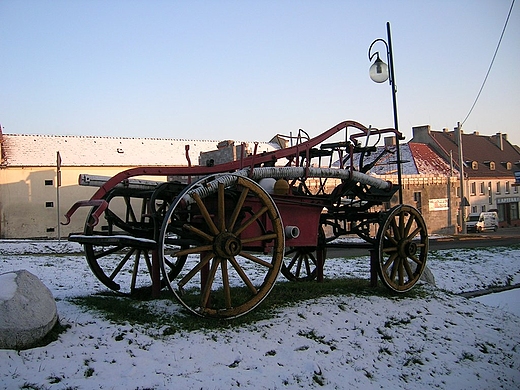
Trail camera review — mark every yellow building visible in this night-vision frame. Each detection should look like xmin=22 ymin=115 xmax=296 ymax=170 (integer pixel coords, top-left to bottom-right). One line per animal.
xmin=0 ymin=131 xmax=276 ymax=238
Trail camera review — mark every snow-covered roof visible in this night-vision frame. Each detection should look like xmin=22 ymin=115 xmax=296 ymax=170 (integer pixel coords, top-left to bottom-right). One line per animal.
xmin=0 ymin=134 xmax=278 ymax=167
xmin=358 ymin=143 xmax=457 ymax=176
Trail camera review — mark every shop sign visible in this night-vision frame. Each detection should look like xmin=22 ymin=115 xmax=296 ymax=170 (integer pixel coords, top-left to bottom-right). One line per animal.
xmin=497 ymin=197 xmax=520 ymax=204
xmin=429 ymin=198 xmax=449 ymax=211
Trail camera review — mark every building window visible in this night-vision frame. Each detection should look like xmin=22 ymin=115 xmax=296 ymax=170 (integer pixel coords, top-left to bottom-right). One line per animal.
xmin=470 ymin=182 xmax=476 ymax=196
xmin=512 ymin=203 xmax=519 ymax=220
xmin=506 ymin=162 xmax=512 ymax=170
xmin=45 ymin=201 xmax=54 ymax=208
xmin=514 ymin=185 xmax=519 ymax=194
xmin=479 ymin=182 xmax=485 ymax=195
xmin=496 ymin=182 xmax=501 ymax=194
xmin=471 ymin=161 xmax=478 ymax=170
xmin=472 ymin=206 xmax=478 ymax=213
xmin=488 ymin=181 xmax=493 ymax=204
xmin=481 ymin=205 xmax=486 ymax=212
xmin=489 ymin=161 xmax=495 ymax=170
xmin=413 ymin=192 xmax=422 ymax=212
xmin=505 ymin=181 xmax=510 ymax=194
xmin=44 ymin=180 xmax=53 ymax=186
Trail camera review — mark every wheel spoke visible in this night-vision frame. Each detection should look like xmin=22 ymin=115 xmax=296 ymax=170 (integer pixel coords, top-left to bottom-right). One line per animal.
xmin=108 ymin=248 xmax=135 ymax=280
xmin=382 ymin=252 xmax=398 ymax=273
xmin=182 ymin=223 xmax=214 ymax=242
xmin=218 ymin=183 xmax=226 ymax=232
xmin=390 ymin=218 xmax=400 ymax=240
xmin=221 ymin=260 xmax=232 ymax=309
xmin=130 ymin=249 xmax=141 ymax=293
xmin=287 ymin=253 xmax=299 ymax=269
xmin=295 ymin=255 xmax=303 ymax=277
xmin=403 ymin=257 xmax=415 ymax=280
xmin=404 ymin=214 xmax=415 ymax=237
xmin=143 ymin=250 xmax=153 ymax=274
xmin=228 ymin=187 xmax=249 ymax=231
xmin=201 ymin=258 xmax=220 ymax=308
xmin=239 ymin=251 xmax=274 ymax=269
xmin=93 ymin=245 xmax=126 ymax=260
xmin=398 ymin=257 xmax=404 ymax=286
xmin=399 ymin=212 xmax=405 ymax=238
xmin=390 ymin=257 xmax=400 ymax=281
xmin=305 ymin=254 xmax=313 ymax=275
xmin=228 ymin=256 xmax=257 ymax=294
xmin=382 ymin=245 xmax=398 ymax=253
xmin=384 ymin=229 xmax=398 ymax=246
xmin=192 ymin=192 xmax=219 ymax=235
xmin=173 ymin=244 xmax=214 ymax=258
xmin=409 ymin=253 xmax=423 ymax=266
xmin=233 ymin=206 xmax=269 ymax=235
xmin=240 ymin=232 xmax=278 ymax=245
xmin=178 ymin=251 xmax=214 ymax=288
xmin=406 ymin=226 xmax=422 ymax=241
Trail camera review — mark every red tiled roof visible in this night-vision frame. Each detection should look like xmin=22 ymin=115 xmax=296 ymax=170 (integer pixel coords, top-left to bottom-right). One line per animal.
xmin=409 ymin=142 xmax=457 ymax=176
xmin=430 ymin=131 xmax=520 ymax=178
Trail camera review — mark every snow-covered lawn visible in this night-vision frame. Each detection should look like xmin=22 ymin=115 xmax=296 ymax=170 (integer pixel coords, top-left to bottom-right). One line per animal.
xmin=1 ymin=240 xmax=519 ymax=390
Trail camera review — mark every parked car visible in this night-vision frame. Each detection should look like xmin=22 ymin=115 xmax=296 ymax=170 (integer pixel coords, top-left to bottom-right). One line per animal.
xmin=466 ymin=212 xmax=499 ymax=232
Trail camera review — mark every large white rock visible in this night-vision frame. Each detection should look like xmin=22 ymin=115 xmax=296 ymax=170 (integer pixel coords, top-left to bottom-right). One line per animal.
xmin=0 ymin=270 xmax=58 ymax=350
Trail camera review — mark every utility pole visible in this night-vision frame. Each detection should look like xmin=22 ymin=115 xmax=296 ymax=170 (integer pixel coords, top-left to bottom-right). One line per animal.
xmin=56 ymin=151 xmax=62 ymax=241
xmin=456 ymin=123 xmax=466 ymax=234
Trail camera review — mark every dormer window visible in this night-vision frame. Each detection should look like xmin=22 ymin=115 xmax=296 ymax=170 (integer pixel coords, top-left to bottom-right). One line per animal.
xmin=471 ymin=161 xmax=478 ymax=170
xmin=504 ymin=161 xmax=512 ymax=170
xmin=489 ymin=161 xmax=495 ymax=170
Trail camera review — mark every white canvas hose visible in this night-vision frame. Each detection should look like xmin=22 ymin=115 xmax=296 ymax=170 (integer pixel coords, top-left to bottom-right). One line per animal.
xmin=182 ymin=167 xmax=392 ymax=205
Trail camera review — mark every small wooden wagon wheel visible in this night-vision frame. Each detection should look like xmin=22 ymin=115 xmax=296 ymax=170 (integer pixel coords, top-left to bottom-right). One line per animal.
xmin=281 ymin=227 xmax=326 ymax=281
xmin=159 ymin=174 xmax=285 ymax=319
xmin=83 ymin=184 xmax=183 ymax=296
xmin=376 ymin=205 xmax=428 ymax=292
xmin=83 ymin=189 xmax=157 ymax=295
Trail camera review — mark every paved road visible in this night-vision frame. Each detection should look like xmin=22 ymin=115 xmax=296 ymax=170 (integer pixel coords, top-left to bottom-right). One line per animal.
xmin=327 ymin=226 xmax=520 ymax=258
xmin=429 ymin=227 xmax=520 ymax=251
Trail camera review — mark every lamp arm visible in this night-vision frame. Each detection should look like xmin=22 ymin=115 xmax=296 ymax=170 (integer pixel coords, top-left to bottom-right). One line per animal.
xmin=368 ymin=38 xmax=388 ymax=61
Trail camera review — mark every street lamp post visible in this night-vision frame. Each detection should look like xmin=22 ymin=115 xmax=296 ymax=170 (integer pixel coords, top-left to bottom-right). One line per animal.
xmin=368 ymin=22 xmax=403 ymax=204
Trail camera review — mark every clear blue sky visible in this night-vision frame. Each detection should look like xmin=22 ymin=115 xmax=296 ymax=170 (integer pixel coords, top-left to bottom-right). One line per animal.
xmin=1 ymin=0 xmax=519 ymax=145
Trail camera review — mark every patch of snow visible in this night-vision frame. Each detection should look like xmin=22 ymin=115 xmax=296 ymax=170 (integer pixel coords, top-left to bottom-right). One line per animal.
xmin=473 ymin=289 xmax=520 ymax=317
xmin=0 ymin=240 xmax=519 ymax=389
xmin=0 ymin=272 xmax=17 ymax=301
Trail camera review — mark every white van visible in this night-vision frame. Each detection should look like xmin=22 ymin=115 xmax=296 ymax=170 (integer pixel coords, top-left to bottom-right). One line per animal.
xmin=466 ymin=211 xmax=499 ymax=232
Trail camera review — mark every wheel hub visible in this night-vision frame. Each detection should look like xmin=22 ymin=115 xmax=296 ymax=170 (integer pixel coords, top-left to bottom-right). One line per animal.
xmin=397 ymin=239 xmax=418 ymax=258
xmin=213 ymin=232 xmax=242 ymax=258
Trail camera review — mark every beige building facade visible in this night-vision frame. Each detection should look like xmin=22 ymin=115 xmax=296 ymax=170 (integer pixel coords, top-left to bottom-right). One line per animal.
xmin=0 ymin=132 xmax=277 ymax=239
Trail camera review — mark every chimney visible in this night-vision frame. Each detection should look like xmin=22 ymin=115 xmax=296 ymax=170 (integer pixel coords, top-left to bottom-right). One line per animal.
xmin=454 ymin=125 xmax=463 ymax=146
xmin=443 ymin=128 xmax=449 ymax=132
xmin=384 ymin=136 xmax=396 ymax=146
xmin=411 ymin=125 xmax=431 ymax=143
xmin=494 ymin=132 xmax=503 ymax=150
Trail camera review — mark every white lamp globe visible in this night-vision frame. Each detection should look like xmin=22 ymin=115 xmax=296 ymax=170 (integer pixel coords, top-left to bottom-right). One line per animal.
xmin=369 ymin=56 xmax=389 ymax=83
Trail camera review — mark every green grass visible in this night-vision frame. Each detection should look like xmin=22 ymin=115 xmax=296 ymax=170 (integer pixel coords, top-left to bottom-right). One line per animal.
xmin=70 ymin=277 xmax=428 ymax=332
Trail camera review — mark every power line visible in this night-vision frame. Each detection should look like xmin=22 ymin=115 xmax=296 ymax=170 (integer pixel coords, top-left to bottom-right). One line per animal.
xmin=461 ymin=0 xmax=515 ymax=126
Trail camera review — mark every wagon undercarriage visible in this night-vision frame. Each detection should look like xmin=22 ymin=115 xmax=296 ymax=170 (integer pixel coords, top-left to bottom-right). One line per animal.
xmin=63 ymin=120 xmax=428 ymax=319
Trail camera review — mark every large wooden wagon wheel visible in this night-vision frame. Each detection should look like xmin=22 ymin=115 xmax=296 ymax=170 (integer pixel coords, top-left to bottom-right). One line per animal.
xmin=281 ymin=227 xmax=326 ymax=281
xmin=376 ymin=205 xmax=428 ymax=292
xmin=159 ymin=174 xmax=285 ymax=319
xmin=83 ymin=185 xmax=183 ymax=296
